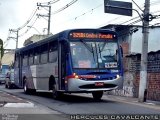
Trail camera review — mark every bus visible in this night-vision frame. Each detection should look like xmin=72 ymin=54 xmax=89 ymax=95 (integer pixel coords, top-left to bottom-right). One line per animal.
xmin=14 ymin=29 xmax=123 ymax=100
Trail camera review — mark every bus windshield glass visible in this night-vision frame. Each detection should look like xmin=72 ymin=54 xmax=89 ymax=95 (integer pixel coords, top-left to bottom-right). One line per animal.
xmin=70 ymin=40 xmax=118 ymax=69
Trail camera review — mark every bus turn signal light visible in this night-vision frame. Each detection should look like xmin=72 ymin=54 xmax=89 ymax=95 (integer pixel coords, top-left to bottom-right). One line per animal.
xmin=66 ymin=73 xmax=79 ymax=79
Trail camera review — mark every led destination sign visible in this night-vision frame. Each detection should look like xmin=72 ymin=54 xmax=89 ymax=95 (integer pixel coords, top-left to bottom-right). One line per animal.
xmin=70 ymin=32 xmax=115 ymax=39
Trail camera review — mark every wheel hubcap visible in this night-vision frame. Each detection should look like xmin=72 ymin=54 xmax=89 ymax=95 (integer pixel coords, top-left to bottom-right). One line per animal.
xmin=24 ymin=84 xmax=27 ymax=92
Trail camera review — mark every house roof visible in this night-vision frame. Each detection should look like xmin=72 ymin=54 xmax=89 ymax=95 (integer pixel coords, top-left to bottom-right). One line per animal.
xmin=1 ymin=52 xmax=15 ymax=65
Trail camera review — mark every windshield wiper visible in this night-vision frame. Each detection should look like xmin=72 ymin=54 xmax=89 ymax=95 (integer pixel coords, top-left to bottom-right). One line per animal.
xmin=98 ymin=42 xmax=106 ymax=53
xmin=80 ymin=39 xmax=93 ymax=53
xmin=80 ymin=39 xmax=96 ymax=62
xmin=98 ymin=44 xmax=103 ymax=61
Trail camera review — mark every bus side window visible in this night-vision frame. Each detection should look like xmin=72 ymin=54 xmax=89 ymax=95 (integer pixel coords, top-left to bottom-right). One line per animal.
xmin=22 ymin=51 xmax=28 ymax=67
xmin=33 ymin=46 xmax=40 ymax=65
xmin=49 ymin=41 xmax=58 ymax=63
xmin=40 ymin=43 xmax=48 ymax=64
xmin=28 ymin=49 xmax=34 ymax=65
xmin=15 ymin=53 xmax=19 ymax=68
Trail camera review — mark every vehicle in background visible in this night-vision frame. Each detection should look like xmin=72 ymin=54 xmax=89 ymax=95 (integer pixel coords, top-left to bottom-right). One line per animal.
xmin=5 ymin=70 xmax=16 ymax=89
xmin=0 ymin=74 xmax=6 ymax=84
xmin=0 ymin=65 xmax=10 ymax=84
xmin=1 ymin=65 xmax=10 ymax=74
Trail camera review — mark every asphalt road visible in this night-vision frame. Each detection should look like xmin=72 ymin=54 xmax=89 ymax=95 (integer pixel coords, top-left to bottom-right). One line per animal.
xmin=1 ymin=85 xmax=160 ymax=115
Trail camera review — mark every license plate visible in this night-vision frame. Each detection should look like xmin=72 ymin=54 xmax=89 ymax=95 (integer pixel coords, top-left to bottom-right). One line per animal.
xmin=95 ymin=82 xmax=104 ymax=86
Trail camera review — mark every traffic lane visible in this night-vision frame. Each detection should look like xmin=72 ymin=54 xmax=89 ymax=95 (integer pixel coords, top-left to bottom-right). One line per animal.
xmin=54 ymin=93 xmax=160 ymax=114
xmin=6 ymin=89 xmax=160 ymax=115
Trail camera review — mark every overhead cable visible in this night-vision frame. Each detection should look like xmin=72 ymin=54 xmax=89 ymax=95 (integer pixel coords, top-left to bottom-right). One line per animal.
xmin=51 ymin=0 xmax=78 ymax=14
xmin=17 ymin=8 xmax=38 ymax=30
xmin=39 ymin=0 xmax=60 ymax=5
xmin=18 ymin=16 xmax=39 ymax=37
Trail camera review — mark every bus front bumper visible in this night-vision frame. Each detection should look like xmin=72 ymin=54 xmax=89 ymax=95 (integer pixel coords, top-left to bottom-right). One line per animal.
xmin=67 ymin=77 xmax=123 ymax=92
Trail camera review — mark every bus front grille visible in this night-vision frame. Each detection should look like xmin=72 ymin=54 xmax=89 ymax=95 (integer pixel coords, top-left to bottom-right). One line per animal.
xmin=79 ymin=84 xmax=117 ymax=89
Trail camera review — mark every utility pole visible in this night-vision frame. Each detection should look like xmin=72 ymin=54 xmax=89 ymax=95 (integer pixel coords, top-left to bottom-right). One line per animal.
xmin=138 ymin=0 xmax=150 ymax=102
xmin=16 ymin=30 xmax=19 ymax=49
xmin=48 ymin=6 xmax=51 ymax=35
xmin=37 ymin=3 xmax=51 ymax=35
xmin=9 ymin=29 xmax=19 ymax=49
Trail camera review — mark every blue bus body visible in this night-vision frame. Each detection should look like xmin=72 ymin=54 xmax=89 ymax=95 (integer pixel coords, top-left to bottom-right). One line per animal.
xmin=14 ymin=29 xmax=123 ymax=100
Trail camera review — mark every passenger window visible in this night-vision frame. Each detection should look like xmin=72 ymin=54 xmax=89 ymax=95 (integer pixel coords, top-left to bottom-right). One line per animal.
xmin=34 ymin=46 xmax=40 ymax=64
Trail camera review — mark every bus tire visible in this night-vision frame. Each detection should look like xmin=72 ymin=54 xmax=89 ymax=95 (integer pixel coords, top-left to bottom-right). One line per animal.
xmin=8 ymin=84 xmax=12 ymax=89
xmin=5 ymin=84 xmax=8 ymax=88
xmin=52 ymin=84 xmax=61 ymax=99
xmin=92 ymin=91 xmax=103 ymax=100
xmin=24 ymin=81 xmax=29 ymax=94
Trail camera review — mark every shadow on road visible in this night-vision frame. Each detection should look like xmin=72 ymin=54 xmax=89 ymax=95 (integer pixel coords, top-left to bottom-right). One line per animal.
xmin=23 ymin=91 xmax=116 ymax=104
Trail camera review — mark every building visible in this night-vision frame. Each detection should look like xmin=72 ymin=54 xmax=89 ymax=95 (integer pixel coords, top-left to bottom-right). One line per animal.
xmin=23 ymin=34 xmax=52 ymax=46
xmin=101 ymin=25 xmax=160 ymax=55
xmin=0 ymin=50 xmax=15 ymax=74
xmin=102 ymin=25 xmax=160 ymax=101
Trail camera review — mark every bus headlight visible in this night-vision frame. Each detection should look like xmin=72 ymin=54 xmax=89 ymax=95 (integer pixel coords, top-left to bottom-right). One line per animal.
xmin=116 ymin=74 xmax=120 ymax=79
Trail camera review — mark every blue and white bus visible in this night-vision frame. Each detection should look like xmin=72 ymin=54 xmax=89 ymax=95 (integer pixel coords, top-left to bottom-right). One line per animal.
xmin=14 ymin=29 xmax=123 ymax=100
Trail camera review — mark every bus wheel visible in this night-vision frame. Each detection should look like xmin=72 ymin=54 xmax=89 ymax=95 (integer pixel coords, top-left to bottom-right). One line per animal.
xmin=92 ymin=91 xmax=103 ymax=100
xmin=52 ymin=84 xmax=61 ymax=99
xmin=24 ymin=82 xmax=29 ymax=94
xmin=5 ymin=84 xmax=8 ymax=88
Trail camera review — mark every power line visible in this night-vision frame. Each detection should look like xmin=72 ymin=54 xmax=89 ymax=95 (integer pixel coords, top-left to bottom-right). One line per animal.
xmin=5 ymin=0 xmax=160 ymax=50
xmin=132 ymin=0 xmax=143 ymax=12
xmin=51 ymin=0 xmax=78 ymax=15
xmin=17 ymin=7 xmax=38 ymax=30
xmin=39 ymin=0 xmax=60 ymax=5
xmin=5 ymin=0 xmax=60 ymax=47
xmin=104 ymin=1 xmax=160 ymax=27
xmin=58 ymin=0 xmax=158 ymax=28
xmin=37 ymin=3 xmax=51 ymax=35
xmin=5 ymin=7 xmax=39 ymax=48
xmin=8 ymin=29 xmax=19 ymax=49
xmin=18 ymin=16 xmax=39 ymax=37
xmin=59 ymin=4 xmax=102 ymax=25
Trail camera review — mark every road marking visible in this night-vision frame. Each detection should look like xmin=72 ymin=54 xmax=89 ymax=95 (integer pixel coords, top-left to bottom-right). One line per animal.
xmin=16 ymin=97 xmax=23 ymax=101
xmin=4 ymin=102 xmax=35 ymax=108
xmin=0 ymin=104 xmax=4 ymax=106
xmin=144 ymin=102 xmax=156 ymax=105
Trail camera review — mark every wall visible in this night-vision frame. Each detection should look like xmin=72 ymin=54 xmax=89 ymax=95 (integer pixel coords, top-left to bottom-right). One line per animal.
xmin=106 ymin=51 xmax=160 ymax=101
xmin=128 ymin=51 xmax=160 ymax=101
xmin=103 ymin=25 xmax=160 ymax=101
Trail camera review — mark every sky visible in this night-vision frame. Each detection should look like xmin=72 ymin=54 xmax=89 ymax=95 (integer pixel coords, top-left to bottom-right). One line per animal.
xmin=0 ymin=0 xmax=160 ymax=49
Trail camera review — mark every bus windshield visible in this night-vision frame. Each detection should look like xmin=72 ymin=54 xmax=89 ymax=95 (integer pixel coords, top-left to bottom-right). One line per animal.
xmin=70 ymin=40 xmax=118 ymax=69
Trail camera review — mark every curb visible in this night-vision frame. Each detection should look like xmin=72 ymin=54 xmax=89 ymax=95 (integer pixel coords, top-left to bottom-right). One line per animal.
xmin=3 ymin=101 xmax=35 ymax=108
xmin=0 ymin=90 xmax=35 ymax=108
xmin=104 ymin=95 xmax=160 ymax=110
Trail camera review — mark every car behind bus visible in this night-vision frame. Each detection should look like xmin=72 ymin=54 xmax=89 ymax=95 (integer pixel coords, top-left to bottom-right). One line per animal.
xmin=0 ymin=74 xmax=6 ymax=84
xmin=5 ymin=71 xmax=16 ymax=89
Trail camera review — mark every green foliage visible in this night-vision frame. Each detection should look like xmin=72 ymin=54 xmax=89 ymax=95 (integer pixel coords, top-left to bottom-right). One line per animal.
xmin=0 ymin=39 xmax=4 ymax=58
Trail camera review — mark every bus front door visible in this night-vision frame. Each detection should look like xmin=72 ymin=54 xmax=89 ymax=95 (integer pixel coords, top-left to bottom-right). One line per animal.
xmin=58 ymin=42 xmax=66 ymax=90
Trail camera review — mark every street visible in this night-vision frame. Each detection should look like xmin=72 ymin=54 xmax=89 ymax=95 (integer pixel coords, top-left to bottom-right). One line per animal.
xmin=0 ymin=85 xmax=160 ymax=115
xmin=1 ymin=0 xmax=160 ymax=120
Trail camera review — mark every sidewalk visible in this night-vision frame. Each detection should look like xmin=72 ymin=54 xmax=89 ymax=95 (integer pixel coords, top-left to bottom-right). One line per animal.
xmin=104 ymin=94 xmax=160 ymax=110
xmin=0 ymin=90 xmax=30 ymax=107
xmin=0 ymin=90 xmax=60 ymax=114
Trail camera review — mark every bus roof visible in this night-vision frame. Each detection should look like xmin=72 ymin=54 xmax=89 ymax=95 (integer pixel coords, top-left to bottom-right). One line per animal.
xmin=15 ymin=29 xmax=117 ymax=53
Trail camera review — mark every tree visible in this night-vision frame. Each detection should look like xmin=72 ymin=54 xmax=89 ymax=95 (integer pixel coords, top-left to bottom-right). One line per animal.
xmin=0 ymin=39 xmax=4 ymax=59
